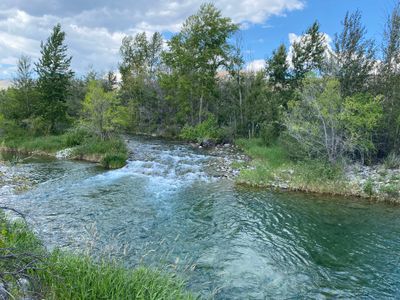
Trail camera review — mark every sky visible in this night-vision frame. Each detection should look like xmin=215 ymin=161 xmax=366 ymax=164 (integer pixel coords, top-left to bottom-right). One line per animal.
xmin=0 ymin=0 xmax=397 ymax=79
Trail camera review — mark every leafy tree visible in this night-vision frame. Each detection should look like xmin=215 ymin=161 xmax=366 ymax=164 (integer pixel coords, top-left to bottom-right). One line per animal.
xmin=163 ymin=3 xmax=238 ymax=125
xmin=285 ymin=78 xmax=382 ymax=163
xmin=81 ymin=81 xmax=128 ymax=140
xmin=119 ymin=32 xmax=164 ymax=132
xmin=333 ymin=11 xmax=375 ymax=97
xmin=341 ymin=93 xmax=382 ymax=162
xmin=35 ymin=23 xmax=74 ymax=133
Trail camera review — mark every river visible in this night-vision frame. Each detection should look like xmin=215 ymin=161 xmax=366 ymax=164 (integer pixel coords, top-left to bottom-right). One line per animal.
xmin=1 ymin=137 xmax=400 ymax=299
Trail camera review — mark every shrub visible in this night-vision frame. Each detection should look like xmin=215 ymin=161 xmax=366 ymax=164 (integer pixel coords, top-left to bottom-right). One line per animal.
xmin=363 ymin=178 xmax=374 ymax=196
xmin=180 ymin=115 xmax=222 ymax=143
xmin=260 ymin=122 xmax=279 ymax=146
xmin=64 ymin=127 xmax=91 ymax=147
xmin=101 ymin=153 xmax=127 ymax=169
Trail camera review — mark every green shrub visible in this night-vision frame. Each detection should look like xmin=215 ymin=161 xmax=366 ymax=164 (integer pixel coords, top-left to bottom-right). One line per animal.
xmin=260 ymin=122 xmax=279 ymax=146
xmin=363 ymin=178 xmax=374 ymax=196
xmin=180 ymin=115 xmax=222 ymax=143
xmin=101 ymin=153 xmax=127 ymax=169
xmin=64 ymin=127 xmax=91 ymax=147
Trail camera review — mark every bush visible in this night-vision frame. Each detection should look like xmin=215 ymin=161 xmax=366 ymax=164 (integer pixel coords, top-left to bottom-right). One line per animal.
xmin=260 ymin=122 xmax=279 ymax=146
xmin=101 ymin=153 xmax=127 ymax=169
xmin=363 ymin=178 xmax=374 ymax=196
xmin=64 ymin=127 xmax=91 ymax=147
xmin=180 ymin=115 xmax=222 ymax=143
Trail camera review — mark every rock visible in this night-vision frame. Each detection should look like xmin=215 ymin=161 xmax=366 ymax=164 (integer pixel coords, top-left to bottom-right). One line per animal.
xmin=200 ymin=139 xmax=215 ymax=149
xmin=223 ymin=143 xmax=231 ymax=148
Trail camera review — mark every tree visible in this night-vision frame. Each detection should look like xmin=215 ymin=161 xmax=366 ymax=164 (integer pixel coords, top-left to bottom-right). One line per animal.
xmin=119 ymin=32 xmax=164 ymax=132
xmin=333 ymin=11 xmax=375 ymax=97
xmin=13 ymin=55 xmax=36 ymax=118
xmin=291 ymin=21 xmax=327 ymax=86
xmin=35 ymin=23 xmax=74 ymax=133
xmin=285 ymin=78 xmax=382 ymax=163
xmin=379 ymin=2 xmax=400 ymax=153
xmin=81 ymin=81 xmax=128 ymax=140
xmin=163 ymin=3 xmax=238 ymax=125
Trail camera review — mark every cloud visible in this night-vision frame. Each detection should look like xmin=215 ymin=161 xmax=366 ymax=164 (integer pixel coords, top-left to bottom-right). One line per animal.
xmin=0 ymin=0 xmax=305 ymax=78
xmin=246 ymin=59 xmax=266 ymax=72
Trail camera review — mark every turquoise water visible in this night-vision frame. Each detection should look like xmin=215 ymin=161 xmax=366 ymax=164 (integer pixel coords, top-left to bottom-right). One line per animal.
xmin=1 ymin=138 xmax=400 ymax=299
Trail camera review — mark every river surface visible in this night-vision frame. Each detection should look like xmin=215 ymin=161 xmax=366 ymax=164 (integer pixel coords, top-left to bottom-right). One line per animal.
xmin=1 ymin=137 xmax=400 ymax=299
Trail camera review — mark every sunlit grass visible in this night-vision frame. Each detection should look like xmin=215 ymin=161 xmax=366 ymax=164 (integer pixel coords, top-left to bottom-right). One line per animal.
xmin=0 ymin=212 xmax=196 ymax=300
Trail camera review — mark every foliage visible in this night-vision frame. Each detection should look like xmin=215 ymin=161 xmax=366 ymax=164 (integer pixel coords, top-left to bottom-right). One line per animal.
xmin=363 ymin=178 xmax=374 ymax=196
xmin=180 ymin=115 xmax=222 ymax=142
xmin=0 ymin=211 xmax=195 ymax=299
xmin=35 ymin=24 xmax=74 ymax=133
xmin=333 ymin=10 xmax=375 ymax=97
xmin=384 ymin=152 xmax=400 ymax=169
xmin=285 ymin=78 xmax=382 ymax=163
xmin=291 ymin=21 xmax=327 ymax=86
xmin=101 ymin=153 xmax=127 ymax=169
xmin=163 ymin=3 xmax=238 ymax=125
xmin=81 ymin=80 xmax=128 ymax=140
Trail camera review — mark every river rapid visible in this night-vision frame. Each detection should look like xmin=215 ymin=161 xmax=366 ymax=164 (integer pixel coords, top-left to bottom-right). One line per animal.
xmin=1 ymin=137 xmax=400 ymax=299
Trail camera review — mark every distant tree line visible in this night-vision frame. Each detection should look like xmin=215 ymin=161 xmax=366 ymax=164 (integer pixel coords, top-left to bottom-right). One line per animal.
xmin=1 ymin=2 xmax=400 ymax=165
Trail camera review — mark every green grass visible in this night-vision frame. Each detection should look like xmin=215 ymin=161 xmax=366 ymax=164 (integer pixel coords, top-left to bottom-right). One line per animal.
xmin=1 ymin=134 xmax=69 ymax=153
xmin=0 ymin=131 xmax=128 ymax=169
xmin=0 ymin=212 xmax=195 ymax=300
xmin=236 ymin=138 xmax=348 ymax=195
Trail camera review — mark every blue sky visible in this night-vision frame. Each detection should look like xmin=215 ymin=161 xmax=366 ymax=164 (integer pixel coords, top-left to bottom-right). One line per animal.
xmin=0 ymin=0 xmax=397 ymax=79
xmin=244 ymin=0 xmax=391 ymax=61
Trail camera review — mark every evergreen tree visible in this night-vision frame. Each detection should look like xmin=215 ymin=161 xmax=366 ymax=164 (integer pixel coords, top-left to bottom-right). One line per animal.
xmin=291 ymin=21 xmax=326 ymax=86
xmin=333 ymin=11 xmax=375 ymax=97
xmin=35 ymin=23 xmax=74 ymax=133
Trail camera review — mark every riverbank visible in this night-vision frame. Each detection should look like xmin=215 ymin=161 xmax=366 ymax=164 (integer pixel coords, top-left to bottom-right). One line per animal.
xmin=235 ymin=138 xmax=400 ymax=204
xmin=0 ymin=131 xmax=128 ymax=169
xmin=0 ymin=210 xmax=195 ymax=299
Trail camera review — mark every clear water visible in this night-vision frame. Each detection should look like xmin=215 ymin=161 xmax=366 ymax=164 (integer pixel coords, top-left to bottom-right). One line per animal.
xmin=1 ymin=137 xmax=400 ymax=299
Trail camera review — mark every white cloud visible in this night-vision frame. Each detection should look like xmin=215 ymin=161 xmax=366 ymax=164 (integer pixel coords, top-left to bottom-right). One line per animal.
xmin=246 ymin=59 xmax=266 ymax=72
xmin=0 ymin=0 xmax=305 ymax=78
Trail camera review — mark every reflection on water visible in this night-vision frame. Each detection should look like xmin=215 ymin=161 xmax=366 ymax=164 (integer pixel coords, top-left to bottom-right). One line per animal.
xmin=1 ymin=137 xmax=400 ymax=299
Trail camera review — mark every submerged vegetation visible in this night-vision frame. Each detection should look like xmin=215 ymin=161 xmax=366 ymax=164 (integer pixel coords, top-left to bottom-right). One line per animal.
xmin=0 ymin=210 xmax=195 ymax=299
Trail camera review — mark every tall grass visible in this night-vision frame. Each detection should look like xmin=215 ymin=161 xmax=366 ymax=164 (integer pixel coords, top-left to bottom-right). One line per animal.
xmin=0 ymin=130 xmax=128 ymax=169
xmin=0 ymin=212 xmax=195 ymax=299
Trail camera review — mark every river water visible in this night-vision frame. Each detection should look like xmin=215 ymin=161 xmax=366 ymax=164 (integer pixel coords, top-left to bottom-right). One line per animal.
xmin=1 ymin=137 xmax=400 ymax=299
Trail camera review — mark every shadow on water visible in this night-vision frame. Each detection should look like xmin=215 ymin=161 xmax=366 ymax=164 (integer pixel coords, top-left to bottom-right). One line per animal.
xmin=0 ymin=137 xmax=400 ymax=299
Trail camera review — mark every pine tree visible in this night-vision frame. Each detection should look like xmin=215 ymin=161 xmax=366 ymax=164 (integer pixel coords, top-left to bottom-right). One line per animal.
xmin=333 ymin=11 xmax=375 ymax=97
xmin=35 ymin=23 xmax=74 ymax=133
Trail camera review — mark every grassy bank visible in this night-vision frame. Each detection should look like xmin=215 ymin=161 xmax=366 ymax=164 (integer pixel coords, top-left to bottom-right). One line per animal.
xmin=0 ymin=130 xmax=128 ymax=169
xmin=0 ymin=211 xmax=195 ymax=299
xmin=235 ymin=138 xmax=352 ymax=196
